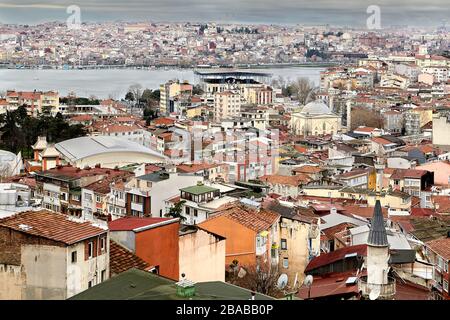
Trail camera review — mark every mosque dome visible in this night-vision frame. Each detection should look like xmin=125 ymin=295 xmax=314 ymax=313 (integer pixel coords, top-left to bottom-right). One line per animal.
xmin=300 ymin=100 xmax=332 ymax=115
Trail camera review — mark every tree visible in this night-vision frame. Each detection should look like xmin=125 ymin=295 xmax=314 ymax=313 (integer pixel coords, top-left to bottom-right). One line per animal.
xmin=125 ymin=91 xmax=134 ymax=102
xmin=228 ymin=263 xmax=282 ymax=297
xmin=350 ymin=107 xmax=384 ymax=130
xmin=141 ymin=89 xmax=153 ymax=103
xmin=0 ymin=110 xmax=24 ymax=153
xmin=0 ymin=107 xmax=86 ymax=156
xmin=192 ymin=85 xmax=204 ymax=95
xmin=284 ymin=77 xmax=316 ymax=105
xmin=165 ymin=200 xmax=186 ymax=221
xmin=128 ymin=84 xmax=143 ymax=108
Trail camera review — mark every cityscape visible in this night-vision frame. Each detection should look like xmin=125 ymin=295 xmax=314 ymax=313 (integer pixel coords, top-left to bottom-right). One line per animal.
xmin=0 ymin=0 xmax=449 ymax=307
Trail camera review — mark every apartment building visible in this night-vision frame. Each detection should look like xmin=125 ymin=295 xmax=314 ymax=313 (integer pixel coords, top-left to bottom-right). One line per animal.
xmin=0 ymin=210 xmax=109 ymax=299
xmin=213 ymin=90 xmax=242 ymax=123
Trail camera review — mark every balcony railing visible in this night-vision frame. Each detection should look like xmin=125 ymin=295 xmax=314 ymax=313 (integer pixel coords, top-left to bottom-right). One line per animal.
xmin=358 ymin=276 xmax=396 ymax=299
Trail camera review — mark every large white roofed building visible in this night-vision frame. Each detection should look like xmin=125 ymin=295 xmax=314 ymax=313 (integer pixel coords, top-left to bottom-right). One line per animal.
xmin=55 ymin=136 xmax=166 ymax=169
xmin=290 ymin=100 xmax=341 ymax=136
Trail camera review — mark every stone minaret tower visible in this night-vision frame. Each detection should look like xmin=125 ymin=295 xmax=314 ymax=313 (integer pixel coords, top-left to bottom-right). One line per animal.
xmin=367 ymin=200 xmax=389 ymax=286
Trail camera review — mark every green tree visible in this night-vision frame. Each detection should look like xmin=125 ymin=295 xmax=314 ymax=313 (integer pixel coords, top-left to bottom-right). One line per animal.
xmin=165 ymin=200 xmax=186 ymax=221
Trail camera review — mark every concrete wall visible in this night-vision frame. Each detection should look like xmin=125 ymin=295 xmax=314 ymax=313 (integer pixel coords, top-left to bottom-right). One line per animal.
xmin=21 ymin=245 xmax=67 ymax=299
xmin=367 ymin=245 xmax=389 ymax=285
xmin=135 ymin=222 xmax=180 ymax=280
xmin=433 ymin=115 xmax=450 ymax=149
xmin=199 ymin=216 xmax=256 ymax=266
xmin=110 ymin=230 xmax=136 ymax=252
xmin=66 ymin=238 xmax=110 ymax=298
xmin=179 ymin=229 xmax=225 ymax=282
xmin=0 ymin=264 xmax=25 ymax=299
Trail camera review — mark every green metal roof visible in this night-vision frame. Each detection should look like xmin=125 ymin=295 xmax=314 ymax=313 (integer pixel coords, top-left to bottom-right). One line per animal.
xmin=70 ymin=268 xmax=274 ymax=300
xmin=180 ymin=185 xmax=219 ymax=195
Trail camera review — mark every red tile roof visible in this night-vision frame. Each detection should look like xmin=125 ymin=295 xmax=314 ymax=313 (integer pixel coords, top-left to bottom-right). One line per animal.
xmin=390 ymin=169 xmax=428 ymax=180
xmin=204 ymin=206 xmax=280 ymax=233
xmin=305 ymin=244 xmax=367 ymax=272
xmin=297 ymin=271 xmax=360 ymax=299
xmin=108 ymin=217 xmax=177 ymax=232
xmin=426 ymin=237 xmax=450 ymax=259
xmin=0 ymin=210 xmax=106 ymax=245
xmin=109 ymin=240 xmax=151 ymax=275
xmin=259 ymin=174 xmax=312 ymax=186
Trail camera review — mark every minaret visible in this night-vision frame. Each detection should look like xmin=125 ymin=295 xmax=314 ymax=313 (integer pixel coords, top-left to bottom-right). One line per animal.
xmin=360 ymin=200 xmax=396 ymax=300
xmin=367 ymin=200 xmax=389 ymax=286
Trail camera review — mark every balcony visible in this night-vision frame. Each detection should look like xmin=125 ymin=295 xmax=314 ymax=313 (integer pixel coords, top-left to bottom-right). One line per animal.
xmin=131 ymin=202 xmax=143 ymax=212
xmin=358 ymin=276 xmax=396 ymax=300
xmin=432 ymin=280 xmax=443 ymax=292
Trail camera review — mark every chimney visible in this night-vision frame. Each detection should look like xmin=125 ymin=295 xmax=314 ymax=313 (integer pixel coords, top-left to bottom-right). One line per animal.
xmin=175 ymin=274 xmax=196 ymax=298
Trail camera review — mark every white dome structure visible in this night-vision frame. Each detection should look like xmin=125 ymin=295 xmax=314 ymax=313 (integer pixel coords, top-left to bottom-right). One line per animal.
xmin=300 ymin=100 xmax=332 ymax=115
xmin=290 ymin=100 xmax=341 ymax=136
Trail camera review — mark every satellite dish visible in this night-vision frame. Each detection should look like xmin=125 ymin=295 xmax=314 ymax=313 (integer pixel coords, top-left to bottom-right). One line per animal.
xmin=369 ymin=287 xmax=380 ymax=300
xmin=304 ymin=275 xmax=314 ymax=287
xmin=277 ymin=274 xmax=289 ymax=290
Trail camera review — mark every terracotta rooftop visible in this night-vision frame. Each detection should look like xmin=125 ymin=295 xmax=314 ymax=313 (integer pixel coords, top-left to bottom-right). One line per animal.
xmin=109 ymin=240 xmax=151 ymax=275
xmin=177 ymin=163 xmax=221 ymax=173
xmin=426 ymin=237 xmax=450 ymax=260
xmin=0 ymin=210 xmax=106 ymax=245
xmin=390 ymin=169 xmax=428 ymax=180
xmin=205 ymin=206 xmax=280 ymax=233
xmin=292 ymin=165 xmax=324 ymax=174
xmin=109 ymin=217 xmax=178 ymax=232
xmin=305 ymin=244 xmax=367 ymax=273
xmin=259 ymin=174 xmax=312 ymax=186
xmin=36 ymin=165 xmax=120 ymax=181
xmin=297 ymin=271 xmax=360 ymax=299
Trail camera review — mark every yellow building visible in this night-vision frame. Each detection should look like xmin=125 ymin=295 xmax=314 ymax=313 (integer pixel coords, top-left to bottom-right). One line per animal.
xmin=159 ymin=80 xmax=193 ymax=114
xmin=186 ymin=105 xmax=204 ymax=119
xmin=213 ymin=90 xmax=242 ymax=122
xmin=290 ymin=101 xmax=341 ymax=136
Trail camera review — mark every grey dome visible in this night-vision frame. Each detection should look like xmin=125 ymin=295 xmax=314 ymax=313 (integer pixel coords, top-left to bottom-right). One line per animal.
xmin=300 ymin=100 xmax=331 ymax=115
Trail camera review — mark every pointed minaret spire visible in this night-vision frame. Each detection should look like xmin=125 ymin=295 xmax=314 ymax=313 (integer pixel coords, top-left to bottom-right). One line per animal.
xmin=367 ymin=200 xmax=388 ymax=247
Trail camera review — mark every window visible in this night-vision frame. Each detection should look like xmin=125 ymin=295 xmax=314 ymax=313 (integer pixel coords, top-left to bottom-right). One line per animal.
xmin=437 ymin=256 xmax=444 ymax=269
xmin=445 ymin=261 xmax=449 ymax=273
xmin=100 ymin=237 xmax=106 ymax=252
xmin=444 ymin=280 xmax=449 ymax=293
xmin=281 ymin=239 xmax=287 ymax=250
xmin=96 ymin=195 xmax=101 ymax=203
xmin=88 ymin=281 xmax=93 ymax=288
xmin=88 ymin=241 xmax=94 ymax=259
xmin=283 ymin=258 xmax=289 ymax=269
xmin=71 ymin=251 xmax=77 ymax=263
xmin=185 ymin=207 xmax=190 ymax=215
xmin=101 ymin=270 xmax=106 ymax=282
xmin=194 ymin=209 xmax=198 ymax=217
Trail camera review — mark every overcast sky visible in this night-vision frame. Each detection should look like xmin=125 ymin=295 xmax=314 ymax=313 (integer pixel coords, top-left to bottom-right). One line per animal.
xmin=0 ymin=0 xmax=448 ymax=26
